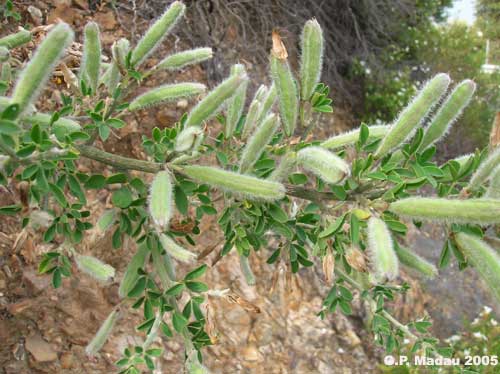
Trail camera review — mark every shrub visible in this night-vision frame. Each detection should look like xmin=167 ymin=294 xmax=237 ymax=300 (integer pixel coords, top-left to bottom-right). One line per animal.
xmin=0 ymin=3 xmax=499 ymax=373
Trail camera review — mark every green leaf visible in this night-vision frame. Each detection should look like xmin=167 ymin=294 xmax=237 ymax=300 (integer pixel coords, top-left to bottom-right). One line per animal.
xmin=184 ymin=264 xmax=207 ymax=281
xmin=49 ymin=183 xmax=68 ymax=207
xmin=127 ymin=276 xmax=147 ymax=298
xmin=52 ymin=268 xmax=62 ymax=288
xmin=85 ymin=174 xmax=106 ymax=189
xmin=107 ymin=173 xmax=128 ymax=184
xmin=319 ymin=213 xmax=346 ymax=238
xmin=112 ymin=187 xmax=133 ymax=209
xmin=268 ymin=203 xmax=288 ymax=223
xmin=172 ymin=311 xmax=188 ymax=333
xmin=0 ymin=204 xmax=21 ymax=215
xmin=165 ymin=283 xmax=185 ymax=296
xmin=185 ymin=281 xmax=208 ymax=293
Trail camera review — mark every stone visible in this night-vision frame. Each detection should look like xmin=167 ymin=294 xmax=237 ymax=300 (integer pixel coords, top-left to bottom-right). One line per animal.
xmin=25 ymin=334 xmax=57 ymax=362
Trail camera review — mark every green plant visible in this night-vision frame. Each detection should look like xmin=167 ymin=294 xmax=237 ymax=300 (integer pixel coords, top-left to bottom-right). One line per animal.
xmin=0 ymin=3 xmax=499 ymax=373
xmin=1 ymin=0 xmax=20 ymax=22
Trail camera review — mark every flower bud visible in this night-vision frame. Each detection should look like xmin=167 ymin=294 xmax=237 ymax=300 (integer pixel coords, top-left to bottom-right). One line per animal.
xmin=159 ymin=233 xmax=196 ymax=263
xmin=157 ymin=47 xmax=213 ymax=71
xmin=85 ymin=308 xmax=120 ymax=356
xmin=182 ymin=165 xmax=285 ymax=200
xmin=130 ymin=1 xmax=185 ymax=67
xmin=468 ymin=147 xmax=500 ymax=191
xmin=300 ymin=19 xmax=324 ymax=101
xmin=149 ymin=171 xmax=173 ymax=230
xmin=297 ymin=146 xmax=350 ymax=184
xmin=80 ymin=22 xmax=101 ymax=94
xmin=76 ymin=254 xmax=115 ymax=283
xmin=129 ymin=82 xmax=206 ymax=111
xmin=389 ymin=197 xmax=500 ymax=225
xmin=12 ymin=23 xmax=74 ymax=114
xmin=374 ymin=73 xmax=450 ymax=158
xmin=367 ymin=217 xmax=399 ymax=282
xmin=175 ymin=126 xmax=203 ymax=152
xmin=321 ymin=125 xmax=390 ymax=150
xmin=111 ymin=38 xmax=130 ymax=72
xmin=118 ymin=244 xmax=149 ymax=298
xmin=394 ymin=245 xmax=437 ymax=279
xmin=0 ymin=28 xmax=31 ymax=49
xmin=226 ymin=64 xmax=248 ymax=138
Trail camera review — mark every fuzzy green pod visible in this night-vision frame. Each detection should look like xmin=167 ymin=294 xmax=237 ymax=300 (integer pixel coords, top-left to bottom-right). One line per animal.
xmin=102 ymin=62 xmax=121 ymax=94
xmin=300 ymin=19 xmax=324 ymax=101
xmin=468 ymin=147 xmax=500 ymax=191
xmin=241 ymin=95 xmax=263 ymax=139
xmin=80 ymin=22 xmax=101 ymax=94
xmin=85 ymin=308 xmax=120 ymax=356
xmin=270 ymin=55 xmax=298 ymax=136
xmin=226 ymin=64 xmax=248 ymax=138
xmin=455 ymin=232 xmax=500 ymax=302
xmin=151 ymin=244 xmax=175 ymax=289
xmin=185 ymin=69 xmax=247 ymax=127
xmin=367 ymin=217 xmax=399 ymax=282
xmin=12 ymin=23 xmax=74 ymax=114
xmin=182 ymin=165 xmax=285 ymax=200
xmin=157 ymin=47 xmax=213 ymax=71
xmin=485 ymin=166 xmax=500 ymax=198
xmin=112 ymin=38 xmax=130 ymax=71
xmin=149 ymin=171 xmax=173 ymax=229
xmin=257 ymin=83 xmax=277 ymax=124
xmin=389 ymin=197 xmax=500 ymax=225
xmin=269 ymin=152 xmax=297 ymax=182
xmin=419 ymin=80 xmax=476 ymax=151
xmin=118 ymin=244 xmax=149 ymax=298
xmin=0 ymin=47 xmax=9 ymax=63
xmin=130 ymin=1 xmax=186 ymax=67
xmin=159 ymin=233 xmax=196 ymax=263
xmin=394 ymin=245 xmax=437 ymax=279
xmin=321 ymin=125 xmax=390 ymax=150
xmin=175 ymin=126 xmax=203 ymax=152
xmin=75 ymin=254 xmax=115 ymax=283
xmin=0 ymin=29 xmax=31 ymax=49
xmin=239 ymin=255 xmax=255 ymax=285
xmin=374 ymin=73 xmax=450 ymax=158
xmin=129 ymin=83 xmax=206 ymax=111
xmin=297 ymin=146 xmax=350 ymax=184
xmin=239 ymin=113 xmax=279 ymax=173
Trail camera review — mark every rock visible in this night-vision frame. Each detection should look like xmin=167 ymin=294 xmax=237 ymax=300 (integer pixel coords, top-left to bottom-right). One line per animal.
xmin=25 ymin=334 xmax=57 ymax=362
xmin=27 ymin=6 xmax=43 ymax=26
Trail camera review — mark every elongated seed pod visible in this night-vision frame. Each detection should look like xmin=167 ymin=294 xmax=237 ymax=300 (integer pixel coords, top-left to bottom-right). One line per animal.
xmin=102 ymin=62 xmax=121 ymax=94
xmin=468 ymin=147 xmax=500 ymax=191
xmin=297 ymin=146 xmax=350 ymax=184
xmin=485 ymin=166 xmax=500 ymax=198
xmin=129 ymin=83 xmax=206 ymax=111
xmin=22 ymin=112 xmax=81 ymax=140
xmin=75 ymin=254 xmax=115 ymax=282
xmin=321 ymin=125 xmax=390 ymax=149
xmin=0 ymin=47 xmax=9 ymax=63
xmin=12 ymin=23 xmax=74 ymax=114
xmin=175 ymin=126 xmax=203 ymax=152
xmin=455 ymin=233 xmax=500 ymax=302
xmin=152 ymin=244 xmax=175 ymax=289
xmin=157 ymin=47 xmax=213 ymax=71
xmin=159 ymin=233 xmax=196 ymax=263
xmin=239 ymin=255 xmax=256 ymax=285
xmin=149 ymin=171 xmax=173 ymax=229
xmin=112 ymin=38 xmax=130 ymax=72
xmin=300 ymin=19 xmax=324 ymax=101
xmin=269 ymin=152 xmax=297 ymax=182
xmin=257 ymin=83 xmax=277 ymax=124
xmin=241 ymin=97 xmax=262 ymax=139
xmin=367 ymin=217 xmax=399 ymax=282
xmin=239 ymin=113 xmax=279 ymax=173
xmin=270 ymin=54 xmax=298 ymax=136
xmin=130 ymin=1 xmax=185 ymax=67
xmin=80 ymin=22 xmax=101 ymax=94
xmin=226 ymin=64 xmax=248 ymax=138
xmin=185 ymin=69 xmax=247 ymax=127
xmin=182 ymin=165 xmax=285 ymax=200
xmin=419 ymin=80 xmax=476 ymax=151
xmin=394 ymin=245 xmax=437 ymax=278
xmin=374 ymin=73 xmax=450 ymax=158
xmin=389 ymin=197 xmax=500 ymax=225
xmin=85 ymin=309 xmax=120 ymax=356
xmin=254 ymin=84 xmax=268 ymax=101
xmin=0 ymin=29 xmax=31 ymax=49
xmin=118 ymin=244 xmax=149 ymax=298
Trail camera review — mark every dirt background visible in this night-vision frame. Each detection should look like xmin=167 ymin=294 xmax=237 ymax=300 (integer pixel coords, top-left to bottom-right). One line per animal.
xmin=0 ymin=1 xmax=498 ymax=373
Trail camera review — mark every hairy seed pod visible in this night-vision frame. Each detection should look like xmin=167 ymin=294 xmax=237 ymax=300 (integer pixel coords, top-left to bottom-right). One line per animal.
xmin=300 ymin=19 xmax=324 ymax=101
xmin=12 ymin=23 xmax=74 ymax=114
xmin=185 ymin=69 xmax=247 ymax=127
xmin=269 ymin=152 xmax=297 ymax=182
xmin=374 ymin=73 xmax=450 ymax=158
xmin=111 ymin=38 xmax=130 ymax=72
xmin=321 ymin=125 xmax=390 ymax=149
xmin=485 ymin=166 xmax=500 ymax=198
xmin=182 ymin=165 xmax=285 ymax=200
xmin=175 ymin=126 xmax=203 ymax=152
xmin=0 ymin=47 xmax=9 ymax=63
xmin=129 ymin=83 xmax=206 ymax=111
xmin=390 ymin=197 xmax=500 ymax=225
xmin=152 ymin=244 xmax=175 ymax=289
xmin=226 ymin=64 xmax=248 ymax=138
xmin=149 ymin=171 xmax=173 ymax=230
xmin=85 ymin=308 xmax=120 ymax=356
xmin=239 ymin=113 xmax=279 ymax=173
xmin=455 ymin=232 xmax=500 ymax=302
xmin=80 ymin=22 xmax=101 ymax=94
xmin=241 ymin=97 xmax=262 ymax=139
xmin=118 ymin=244 xmax=149 ymax=298
xmin=257 ymin=83 xmax=277 ymax=123
xmin=102 ymin=62 xmax=121 ymax=94
xmin=468 ymin=147 xmax=500 ymax=191
xmin=130 ymin=1 xmax=185 ymax=67
xmin=239 ymin=255 xmax=256 ymax=285
xmin=22 ymin=112 xmax=81 ymax=140
xmin=394 ymin=245 xmax=437 ymax=279
xmin=254 ymin=84 xmax=268 ymax=101
xmin=75 ymin=254 xmax=115 ymax=282
xmin=270 ymin=53 xmax=298 ymax=136
xmin=0 ymin=29 xmax=31 ymax=49
xmin=367 ymin=217 xmax=399 ymax=282
xmin=420 ymin=80 xmax=476 ymax=151
xmin=157 ymin=47 xmax=213 ymax=71
xmin=159 ymin=233 xmax=196 ymax=263
xmin=297 ymin=146 xmax=350 ymax=184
